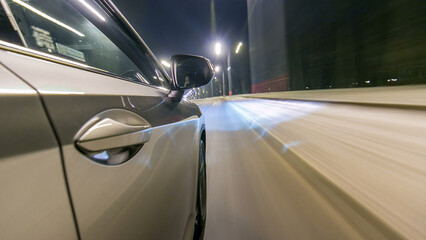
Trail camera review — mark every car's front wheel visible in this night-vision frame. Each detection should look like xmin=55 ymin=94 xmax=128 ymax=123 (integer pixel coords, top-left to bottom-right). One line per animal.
xmin=193 ymin=139 xmax=206 ymax=240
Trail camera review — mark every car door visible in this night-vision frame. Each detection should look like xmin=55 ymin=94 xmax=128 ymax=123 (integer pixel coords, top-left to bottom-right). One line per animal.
xmin=0 ymin=0 xmax=202 ymax=239
xmin=0 ymin=60 xmax=78 ymax=240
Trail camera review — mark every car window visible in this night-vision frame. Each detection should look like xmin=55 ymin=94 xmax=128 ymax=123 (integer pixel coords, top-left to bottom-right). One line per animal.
xmin=1 ymin=0 xmax=170 ymax=88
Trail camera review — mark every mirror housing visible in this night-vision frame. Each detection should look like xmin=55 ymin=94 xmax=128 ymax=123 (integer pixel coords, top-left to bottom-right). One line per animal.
xmin=170 ymin=54 xmax=215 ymax=90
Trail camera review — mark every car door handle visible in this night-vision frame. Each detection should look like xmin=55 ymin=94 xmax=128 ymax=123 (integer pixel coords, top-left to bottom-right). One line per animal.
xmin=76 ymin=118 xmax=152 ymax=152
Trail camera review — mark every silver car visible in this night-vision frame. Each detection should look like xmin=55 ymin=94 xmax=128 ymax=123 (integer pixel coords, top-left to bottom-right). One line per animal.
xmin=0 ymin=0 xmax=212 ymax=239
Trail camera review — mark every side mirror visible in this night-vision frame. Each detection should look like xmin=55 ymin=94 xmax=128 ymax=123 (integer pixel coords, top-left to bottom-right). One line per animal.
xmin=171 ymin=55 xmax=215 ymax=90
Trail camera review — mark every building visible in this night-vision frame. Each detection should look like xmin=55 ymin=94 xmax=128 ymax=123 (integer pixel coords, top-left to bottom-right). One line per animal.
xmin=247 ymin=0 xmax=426 ymax=93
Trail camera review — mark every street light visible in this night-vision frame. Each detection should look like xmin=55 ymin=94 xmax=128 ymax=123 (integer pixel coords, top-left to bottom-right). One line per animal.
xmin=215 ymin=42 xmax=222 ymax=56
xmin=161 ymin=60 xmax=171 ymax=68
xmin=229 ymin=42 xmax=244 ymax=95
xmin=213 ymin=41 xmax=243 ymax=96
xmin=235 ymin=42 xmax=243 ymax=54
xmin=214 ymin=65 xmax=225 ymax=96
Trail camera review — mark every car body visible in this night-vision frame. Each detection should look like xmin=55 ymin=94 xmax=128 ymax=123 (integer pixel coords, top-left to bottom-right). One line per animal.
xmin=0 ymin=0 xmax=211 ymax=239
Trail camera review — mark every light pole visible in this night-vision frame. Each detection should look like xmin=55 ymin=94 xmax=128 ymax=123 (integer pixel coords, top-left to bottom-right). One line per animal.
xmin=227 ymin=54 xmax=231 ymax=96
xmin=214 ymin=41 xmax=243 ymax=96
xmin=215 ymin=65 xmax=225 ymax=96
xmin=210 ymin=79 xmax=214 ymax=97
xmin=215 ymin=42 xmax=226 ymax=96
xmin=229 ymin=42 xmax=243 ymax=95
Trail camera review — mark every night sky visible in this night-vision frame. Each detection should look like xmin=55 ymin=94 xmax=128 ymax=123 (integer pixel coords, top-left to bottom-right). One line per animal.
xmin=114 ymin=0 xmax=249 ymax=63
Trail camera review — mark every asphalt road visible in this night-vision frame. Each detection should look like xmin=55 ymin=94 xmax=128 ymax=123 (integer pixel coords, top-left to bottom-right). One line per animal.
xmin=195 ymin=97 xmax=425 ymax=240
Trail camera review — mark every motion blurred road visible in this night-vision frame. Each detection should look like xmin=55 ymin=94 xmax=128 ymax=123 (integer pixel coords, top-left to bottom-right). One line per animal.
xmin=195 ymin=97 xmax=425 ymax=240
